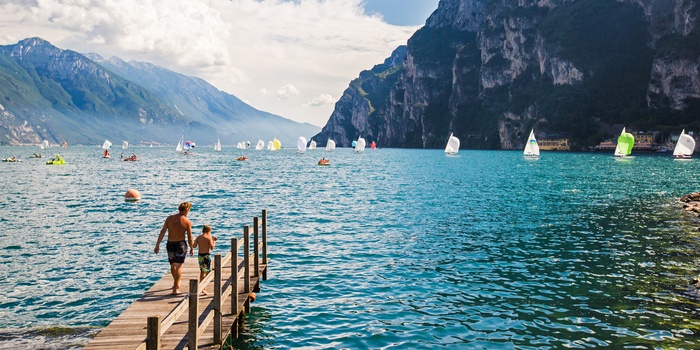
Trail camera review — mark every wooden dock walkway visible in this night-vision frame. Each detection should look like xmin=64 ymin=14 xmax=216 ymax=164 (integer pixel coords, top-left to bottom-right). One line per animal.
xmin=84 ymin=210 xmax=269 ymax=350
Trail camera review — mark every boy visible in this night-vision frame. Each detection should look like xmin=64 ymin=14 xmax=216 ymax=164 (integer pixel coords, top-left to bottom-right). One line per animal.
xmin=193 ymin=224 xmax=217 ymax=295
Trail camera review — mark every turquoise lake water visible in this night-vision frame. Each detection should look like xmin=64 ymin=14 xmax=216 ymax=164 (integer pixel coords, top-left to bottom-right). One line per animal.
xmin=2 ymin=146 xmax=700 ymax=349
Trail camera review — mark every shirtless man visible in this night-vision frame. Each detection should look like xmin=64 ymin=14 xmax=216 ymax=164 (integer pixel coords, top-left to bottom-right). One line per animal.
xmin=154 ymin=202 xmax=194 ymax=295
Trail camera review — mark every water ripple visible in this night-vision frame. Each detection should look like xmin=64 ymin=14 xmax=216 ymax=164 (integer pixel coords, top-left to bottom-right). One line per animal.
xmin=2 ymin=148 xmax=700 ymax=348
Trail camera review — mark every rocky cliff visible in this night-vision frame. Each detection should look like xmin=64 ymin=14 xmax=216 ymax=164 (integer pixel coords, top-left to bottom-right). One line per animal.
xmin=314 ymin=0 xmax=700 ymax=149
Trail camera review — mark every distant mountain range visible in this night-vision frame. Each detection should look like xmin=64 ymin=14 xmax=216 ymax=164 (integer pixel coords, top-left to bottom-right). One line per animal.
xmin=314 ymin=0 xmax=700 ymax=150
xmin=0 ymin=37 xmax=319 ymax=146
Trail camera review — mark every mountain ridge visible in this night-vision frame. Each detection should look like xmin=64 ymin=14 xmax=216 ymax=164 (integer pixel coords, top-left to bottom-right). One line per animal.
xmin=0 ymin=37 xmax=319 ymax=146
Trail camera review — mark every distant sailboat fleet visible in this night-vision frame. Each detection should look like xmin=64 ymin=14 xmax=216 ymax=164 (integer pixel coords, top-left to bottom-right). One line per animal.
xmin=14 ymin=128 xmax=695 ymax=166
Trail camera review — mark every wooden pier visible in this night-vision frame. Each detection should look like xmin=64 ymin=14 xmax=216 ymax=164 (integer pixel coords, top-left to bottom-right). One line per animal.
xmin=84 ymin=210 xmax=269 ymax=350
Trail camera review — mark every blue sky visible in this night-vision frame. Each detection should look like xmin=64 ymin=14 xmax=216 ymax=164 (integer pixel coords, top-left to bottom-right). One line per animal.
xmin=0 ymin=0 xmax=442 ymax=128
xmin=364 ymin=0 xmax=441 ymax=26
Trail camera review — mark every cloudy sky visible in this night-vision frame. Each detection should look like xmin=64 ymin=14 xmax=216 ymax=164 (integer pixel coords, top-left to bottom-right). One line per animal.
xmin=0 ymin=0 xmax=440 ymax=127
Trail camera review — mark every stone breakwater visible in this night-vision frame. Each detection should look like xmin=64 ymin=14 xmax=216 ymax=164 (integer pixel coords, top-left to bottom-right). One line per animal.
xmin=680 ymin=192 xmax=700 ymax=214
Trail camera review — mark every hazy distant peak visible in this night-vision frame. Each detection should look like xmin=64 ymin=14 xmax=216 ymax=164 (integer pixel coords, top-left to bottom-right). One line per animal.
xmin=83 ymin=52 xmax=105 ymax=62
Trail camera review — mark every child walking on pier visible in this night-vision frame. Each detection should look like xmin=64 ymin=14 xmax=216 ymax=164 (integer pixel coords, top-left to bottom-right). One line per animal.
xmin=193 ymin=224 xmax=217 ymax=295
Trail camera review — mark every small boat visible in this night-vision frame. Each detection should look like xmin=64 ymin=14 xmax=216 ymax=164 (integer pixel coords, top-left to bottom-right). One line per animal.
xmin=318 ymin=158 xmax=330 ymax=166
xmin=122 ymin=141 xmax=129 ymax=150
xmin=123 ymin=154 xmax=138 ymax=161
xmin=46 ymin=154 xmax=66 ymax=165
xmin=326 ymin=139 xmax=336 ymax=152
xmin=297 ymin=136 xmax=307 ymax=153
xmin=214 ymin=138 xmax=222 ymax=152
xmin=267 ymin=141 xmax=273 ymax=150
xmin=370 ymin=141 xmax=376 ymax=150
xmin=445 ymin=133 xmax=460 ymax=155
xmin=255 ymin=140 xmax=265 ymax=150
xmin=176 ymin=136 xmax=184 ymax=152
xmin=102 ymin=140 xmax=112 ymax=158
xmin=673 ymin=129 xmax=695 ymax=160
xmin=29 ymin=153 xmax=43 ymax=158
xmin=523 ymin=129 xmax=540 ymax=158
xmin=41 ymin=140 xmax=49 ymax=150
xmin=614 ymin=128 xmax=635 ymax=160
xmin=236 ymin=156 xmax=249 ymax=161
xmin=2 ymin=157 xmax=22 ymax=162
xmin=309 ymin=139 xmax=317 ymax=150
xmin=355 ymin=137 xmax=366 ymax=153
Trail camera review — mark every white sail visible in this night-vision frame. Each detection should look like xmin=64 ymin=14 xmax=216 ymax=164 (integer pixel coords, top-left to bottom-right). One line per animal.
xmin=673 ymin=129 xmax=695 ymax=158
xmin=237 ymin=142 xmax=243 ymax=149
xmin=122 ymin=141 xmax=128 ymax=150
xmin=613 ymin=128 xmax=625 ymax=157
xmin=102 ymin=140 xmax=112 ymax=150
xmin=41 ymin=140 xmax=49 ymax=149
xmin=444 ymin=133 xmax=460 ymax=155
xmin=214 ymin=138 xmax=222 ymax=152
xmin=267 ymin=141 xmax=273 ymax=150
xmin=523 ymin=129 xmax=540 ymax=157
xmin=326 ymin=139 xmax=336 ymax=151
xmin=176 ymin=136 xmax=184 ymax=152
xmin=309 ymin=140 xmax=317 ymax=150
xmin=297 ymin=136 xmax=307 ymax=153
xmin=256 ymin=140 xmax=265 ymax=150
xmin=355 ymin=137 xmax=366 ymax=153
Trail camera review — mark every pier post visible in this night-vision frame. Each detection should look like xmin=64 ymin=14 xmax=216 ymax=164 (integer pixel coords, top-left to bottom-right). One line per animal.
xmin=244 ymin=225 xmax=251 ymax=313
xmin=262 ymin=209 xmax=267 ymax=281
xmin=214 ymin=254 xmax=222 ymax=344
xmin=188 ymin=279 xmax=199 ymax=349
xmin=254 ymin=216 xmax=260 ymax=279
xmin=146 ymin=316 xmax=160 ymax=350
xmin=231 ymin=237 xmax=239 ymax=338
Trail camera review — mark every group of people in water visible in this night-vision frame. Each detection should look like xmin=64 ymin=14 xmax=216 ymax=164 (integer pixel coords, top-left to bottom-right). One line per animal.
xmin=120 ymin=153 xmax=138 ymax=161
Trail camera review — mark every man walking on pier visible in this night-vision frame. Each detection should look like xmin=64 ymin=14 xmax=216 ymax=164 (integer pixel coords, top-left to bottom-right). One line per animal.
xmin=155 ymin=202 xmax=194 ymax=295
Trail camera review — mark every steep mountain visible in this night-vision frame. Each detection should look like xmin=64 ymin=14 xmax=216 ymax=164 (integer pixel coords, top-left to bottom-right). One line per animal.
xmin=86 ymin=54 xmax=318 ymax=146
xmin=0 ymin=38 xmax=318 ymax=146
xmin=314 ymin=0 xmax=700 ymax=150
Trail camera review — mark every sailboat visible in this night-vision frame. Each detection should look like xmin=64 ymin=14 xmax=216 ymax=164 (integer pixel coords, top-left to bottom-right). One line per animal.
xmin=102 ymin=140 xmax=112 ymax=158
xmin=184 ymin=141 xmax=195 ymax=154
xmin=445 ymin=133 xmax=460 ymax=155
xmin=272 ymin=138 xmax=281 ymax=151
xmin=122 ymin=141 xmax=129 ymax=150
xmin=214 ymin=138 xmax=222 ymax=152
xmin=673 ymin=129 xmax=695 ymax=160
xmin=176 ymin=136 xmax=184 ymax=152
xmin=370 ymin=141 xmax=376 ymax=150
xmin=309 ymin=139 xmax=317 ymax=150
xmin=297 ymin=136 xmax=307 ymax=153
xmin=256 ymin=140 xmax=265 ymax=150
xmin=614 ymin=128 xmax=635 ymax=159
xmin=267 ymin=140 xmax=273 ymax=150
xmin=523 ymin=129 xmax=540 ymax=158
xmin=355 ymin=136 xmax=366 ymax=153
xmin=326 ymin=139 xmax=336 ymax=152
xmin=41 ymin=140 xmax=49 ymax=150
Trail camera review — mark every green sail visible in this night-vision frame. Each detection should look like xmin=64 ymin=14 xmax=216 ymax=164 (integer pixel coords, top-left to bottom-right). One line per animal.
xmin=617 ymin=133 xmax=635 ymax=156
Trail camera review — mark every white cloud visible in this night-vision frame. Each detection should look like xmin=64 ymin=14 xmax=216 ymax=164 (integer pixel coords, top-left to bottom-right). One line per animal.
xmin=0 ymin=0 xmax=422 ymax=127
xmin=303 ymin=93 xmax=336 ymax=107
xmin=276 ymin=84 xmax=300 ymax=99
